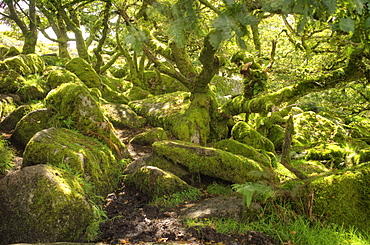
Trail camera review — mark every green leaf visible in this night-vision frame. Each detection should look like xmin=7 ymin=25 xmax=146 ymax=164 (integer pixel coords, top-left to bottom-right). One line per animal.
xmin=339 ymin=17 xmax=355 ymax=33
xmin=365 ymin=16 xmax=370 ymax=30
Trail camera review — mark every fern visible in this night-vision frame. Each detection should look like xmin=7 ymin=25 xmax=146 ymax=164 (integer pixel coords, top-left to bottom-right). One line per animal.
xmin=232 ymin=182 xmax=276 ymax=208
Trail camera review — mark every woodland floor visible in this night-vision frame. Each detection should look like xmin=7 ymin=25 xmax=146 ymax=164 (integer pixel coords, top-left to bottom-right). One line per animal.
xmin=97 ymin=128 xmax=279 ymax=245
xmin=0 ymin=127 xmax=279 ymax=245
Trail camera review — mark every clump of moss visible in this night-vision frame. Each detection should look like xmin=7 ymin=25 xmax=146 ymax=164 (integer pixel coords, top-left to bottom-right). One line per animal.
xmin=231 ymin=121 xmax=275 ymax=152
xmin=152 ymin=140 xmax=269 ymax=184
xmin=305 ymin=143 xmax=346 ymax=168
xmin=125 ymin=166 xmax=196 ymax=199
xmin=65 ymin=57 xmax=102 ymax=88
xmin=214 ymin=139 xmax=276 ymax=168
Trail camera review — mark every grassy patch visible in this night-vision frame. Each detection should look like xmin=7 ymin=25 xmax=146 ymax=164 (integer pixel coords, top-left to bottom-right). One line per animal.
xmin=151 ymin=188 xmax=202 ymax=208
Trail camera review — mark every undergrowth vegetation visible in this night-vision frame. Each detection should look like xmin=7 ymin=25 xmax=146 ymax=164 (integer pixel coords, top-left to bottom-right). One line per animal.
xmin=0 ymin=136 xmax=14 ymax=175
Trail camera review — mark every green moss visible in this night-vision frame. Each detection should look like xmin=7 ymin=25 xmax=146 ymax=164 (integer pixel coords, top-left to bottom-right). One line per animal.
xmin=231 ymin=121 xmax=275 ymax=152
xmin=23 ymin=127 xmax=122 ymax=198
xmin=18 ymin=76 xmax=46 ymax=101
xmin=102 ymin=103 xmax=147 ymax=129
xmin=19 ymin=54 xmax=45 ymax=74
xmin=124 ymin=86 xmax=151 ymax=101
xmin=129 ymin=91 xmax=191 ymax=130
xmin=152 ymin=140 xmax=268 ymax=184
xmin=45 ymin=83 xmax=129 ymax=158
xmin=3 ymin=56 xmax=31 ymax=75
xmin=143 ymin=71 xmax=189 ymax=95
xmin=65 ymin=57 xmax=102 ymax=88
xmin=130 ymin=127 xmax=168 ymax=146
xmin=46 ymin=69 xmax=81 ymax=90
xmin=305 ymin=143 xmax=346 ymax=168
xmin=10 ymin=108 xmax=56 ymax=148
xmin=214 ymin=139 xmax=275 ymax=168
xmin=125 ymin=166 xmax=195 ymax=199
xmin=291 ymin=159 xmax=329 ymax=175
xmin=0 ymin=70 xmax=25 ymax=93
xmin=0 ymin=164 xmax=97 ymax=243
xmin=293 ymin=111 xmax=346 ymax=146
xmin=0 ymin=105 xmax=32 ymax=133
xmin=308 ymin=166 xmax=370 ymax=232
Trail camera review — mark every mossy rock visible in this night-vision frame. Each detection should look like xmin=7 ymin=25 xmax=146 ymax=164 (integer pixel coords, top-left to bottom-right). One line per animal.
xmin=0 ymin=69 xmax=25 ymax=93
xmin=305 ymin=165 xmax=370 ymax=232
xmin=101 ymin=85 xmax=129 ymax=104
xmin=23 ymin=127 xmax=123 ymax=197
xmin=65 ymin=57 xmax=102 ymax=88
xmin=124 ymin=153 xmax=191 ymax=179
xmin=3 ymin=55 xmax=32 ymax=75
xmin=209 ymin=75 xmax=243 ymax=105
xmin=231 ymin=121 xmax=275 ymax=153
xmin=5 ymin=46 xmax=20 ymax=57
xmin=347 ymin=116 xmax=370 ymax=144
xmin=109 ymin=64 xmax=127 ymax=78
xmin=291 ymin=159 xmax=329 ymax=175
xmin=0 ymin=45 xmax=9 ymax=59
xmin=305 ymin=143 xmax=346 ymax=168
xmin=214 ymin=139 xmax=275 ymax=168
xmin=293 ymin=111 xmax=346 ymax=146
xmin=125 ymin=166 xmax=195 ymax=199
xmin=0 ymin=105 xmax=32 ymax=133
xmin=124 ymin=86 xmax=152 ymax=101
xmin=129 ymin=91 xmax=190 ymax=131
xmin=10 ymin=108 xmax=55 ymax=149
xmin=19 ymin=54 xmax=45 ymax=74
xmin=0 ymin=94 xmax=16 ymax=119
xmin=0 ymin=164 xmax=97 ymax=244
xmin=18 ymin=77 xmax=47 ymax=102
xmin=152 ymin=140 xmax=269 ymax=184
xmin=143 ymin=71 xmax=189 ymax=95
xmin=102 ymin=103 xmax=146 ymax=129
xmin=45 ymin=83 xmax=129 ymax=158
xmin=46 ymin=68 xmax=81 ymax=90
xmin=130 ymin=127 xmax=168 ymax=146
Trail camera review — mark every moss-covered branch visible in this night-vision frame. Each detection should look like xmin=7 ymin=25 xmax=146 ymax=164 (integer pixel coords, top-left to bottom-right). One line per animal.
xmin=221 ymin=53 xmax=365 ymax=116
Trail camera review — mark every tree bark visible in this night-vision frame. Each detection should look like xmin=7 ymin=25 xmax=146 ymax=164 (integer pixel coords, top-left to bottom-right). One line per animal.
xmin=280 ymin=115 xmax=307 ymax=180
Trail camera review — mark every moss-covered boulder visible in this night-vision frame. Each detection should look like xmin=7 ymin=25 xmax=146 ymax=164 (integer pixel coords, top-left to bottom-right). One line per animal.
xmin=209 ymin=75 xmax=243 ymax=105
xmin=65 ymin=57 xmax=102 ymax=88
xmin=102 ymin=103 xmax=146 ymax=129
xmin=305 ymin=165 xmax=370 ymax=232
xmin=305 ymin=143 xmax=347 ymax=168
xmin=5 ymin=46 xmax=20 ymax=57
xmin=46 ymin=68 xmax=81 ymax=90
xmin=124 ymin=86 xmax=151 ymax=101
xmin=293 ymin=111 xmax=346 ymax=146
xmin=152 ymin=140 xmax=269 ymax=184
xmin=10 ymin=108 xmax=55 ymax=149
xmin=125 ymin=166 xmax=195 ymax=199
xmin=0 ymin=105 xmax=31 ymax=133
xmin=129 ymin=91 xmax=190 ymax=131
xmin=231 ymin=121 xmax=275 ymax=153
xmin=19 ymin=54 xmax=45 ymax=74
xmin=23 ymin=127 xmax=123 ymax=197
xmin=45 ymin=83 xmax=129 ymax=158
xmin=3 ymin=56 xmax=31 ymax=75
xmin=130 ymin=127 xmax=168 ymax=146
xmin=0 ymin=164 xmax=97 ymax=244
xmin=18 ymin=76 xmax=47 ymax=101
xmin=214 ymin=139 xmax=275 ymax=168
xmin=0 ymin=69 xmax=26 ymax=93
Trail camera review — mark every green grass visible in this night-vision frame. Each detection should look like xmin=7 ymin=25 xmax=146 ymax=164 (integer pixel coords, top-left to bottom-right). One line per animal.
xmin=151 ymin=188 xmax=202 ymax=208
xmin=0 ymin=137 xmax=15 ymax=174
xmin=184 ymin=214 xmax=370 ymax=245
